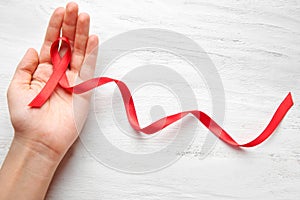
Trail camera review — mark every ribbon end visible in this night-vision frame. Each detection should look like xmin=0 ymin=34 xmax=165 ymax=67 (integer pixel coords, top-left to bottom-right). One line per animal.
xmin=287 ymin=92 xmax=294 ymax=106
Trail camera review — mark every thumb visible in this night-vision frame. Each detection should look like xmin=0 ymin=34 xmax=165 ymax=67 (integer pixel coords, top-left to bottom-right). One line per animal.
xmin=12 ymin=48 xmax=39 ymax=85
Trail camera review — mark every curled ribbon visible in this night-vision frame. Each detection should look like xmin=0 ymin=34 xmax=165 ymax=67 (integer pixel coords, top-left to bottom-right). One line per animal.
xmin=29 ymin=37 xmax=294 ymax=147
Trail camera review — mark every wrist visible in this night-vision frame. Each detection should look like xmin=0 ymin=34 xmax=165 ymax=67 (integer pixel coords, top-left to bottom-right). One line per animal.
xmin=0 ymin=136 xmax=60 ymax=199
xmin=14 ymin=133 xmax=65 ymax=164
xmin=9 ymin=136 xmax=60 ymax=178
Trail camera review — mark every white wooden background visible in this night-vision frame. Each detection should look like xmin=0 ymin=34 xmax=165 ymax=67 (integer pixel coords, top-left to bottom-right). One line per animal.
xmin=1 ymin=0 xmax=300 ymax=199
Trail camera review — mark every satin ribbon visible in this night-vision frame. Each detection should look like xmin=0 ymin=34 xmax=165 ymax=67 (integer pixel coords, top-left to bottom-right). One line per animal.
xmin=29 ymin=37 xmax=294 ymax=147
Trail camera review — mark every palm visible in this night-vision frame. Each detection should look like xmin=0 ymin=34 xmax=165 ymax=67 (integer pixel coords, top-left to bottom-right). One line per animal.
xmin=7 ymin=3 xmax=98 ymax=157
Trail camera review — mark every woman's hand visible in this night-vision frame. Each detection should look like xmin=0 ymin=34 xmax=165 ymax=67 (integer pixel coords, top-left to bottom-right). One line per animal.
xmin=0 ymin=3 xmax=98 ymax=199
xmin=8 ymin=2 xmax=98 ymax=161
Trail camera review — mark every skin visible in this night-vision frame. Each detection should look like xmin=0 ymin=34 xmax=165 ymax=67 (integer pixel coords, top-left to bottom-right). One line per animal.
xmin=0 ymin=2 xmax=98 ymax=199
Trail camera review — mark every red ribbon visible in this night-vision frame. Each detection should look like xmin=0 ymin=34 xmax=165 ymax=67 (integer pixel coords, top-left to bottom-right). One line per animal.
xmin=29 ymin=37 xmax=294 ymax=147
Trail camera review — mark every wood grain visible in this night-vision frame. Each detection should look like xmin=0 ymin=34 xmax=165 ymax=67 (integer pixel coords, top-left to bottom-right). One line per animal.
xmin=0 ymin=0 xmax=299 ymax=199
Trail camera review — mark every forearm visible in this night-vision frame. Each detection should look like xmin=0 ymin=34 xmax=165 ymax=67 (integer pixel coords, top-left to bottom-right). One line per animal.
xmin=0 ymin=136 xmax=61 ymax=200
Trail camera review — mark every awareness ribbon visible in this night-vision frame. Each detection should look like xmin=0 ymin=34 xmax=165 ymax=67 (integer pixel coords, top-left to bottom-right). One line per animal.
xmin=29 ymin=37 xmax=294 ymax=147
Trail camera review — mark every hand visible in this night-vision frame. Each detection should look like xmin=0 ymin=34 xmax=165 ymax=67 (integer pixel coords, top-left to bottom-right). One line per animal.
xmin=0 ymin=3 xmax=98 ymax=199
xmin=7 ymin=2 xmax=98 ymax=161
